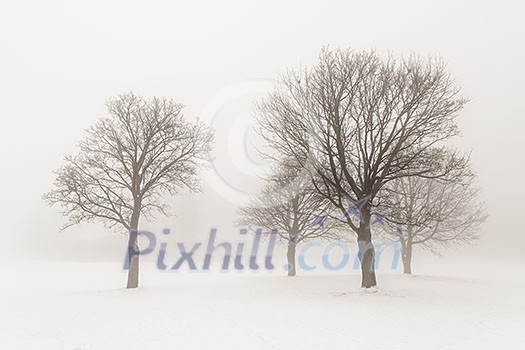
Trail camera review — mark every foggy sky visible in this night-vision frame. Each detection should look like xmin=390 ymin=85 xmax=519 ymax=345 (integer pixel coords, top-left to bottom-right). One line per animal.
xmin=1 ymin=0 xmax=523 ymax=261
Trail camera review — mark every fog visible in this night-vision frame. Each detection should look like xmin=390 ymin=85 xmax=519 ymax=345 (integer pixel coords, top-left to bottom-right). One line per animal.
xmin=1 ymin=0 xmax=523 ymax=262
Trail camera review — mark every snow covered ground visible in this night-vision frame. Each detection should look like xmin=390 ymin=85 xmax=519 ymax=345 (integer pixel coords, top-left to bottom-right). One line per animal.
xmin=1 ymin=258 xmax=523 ymax=350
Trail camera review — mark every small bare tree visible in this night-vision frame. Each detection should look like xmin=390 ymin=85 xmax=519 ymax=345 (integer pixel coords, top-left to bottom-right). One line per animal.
xmin=44 ymin=93 xmax=213 ymax=288
xmin=380 ymin=174 xmax=487 ymax=274
xmin=238 ymin=162 xmax=342 ymax=276
xmin=257 ymin=48 xmax=470 ymax=288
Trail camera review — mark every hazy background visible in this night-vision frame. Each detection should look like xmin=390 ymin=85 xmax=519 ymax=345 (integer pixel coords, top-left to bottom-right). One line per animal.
xmin=1 ymin=0 xmax=523 ymax=262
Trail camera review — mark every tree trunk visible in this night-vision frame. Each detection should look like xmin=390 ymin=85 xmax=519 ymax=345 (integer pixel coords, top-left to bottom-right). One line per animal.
xmin=357 ymin=207 xmax=377 ymax=288
xmin=126 ymin=211 xmax=140 ymax=289
xmin=286 ymin=243 xmax=296 ymax=277
xmin=400 ymin=228 xmax=413 ymax=275
xmin=402 ymin=242 xmax=413 ymax=274
xmin=358 ymin=240 xmax=377 ymax=288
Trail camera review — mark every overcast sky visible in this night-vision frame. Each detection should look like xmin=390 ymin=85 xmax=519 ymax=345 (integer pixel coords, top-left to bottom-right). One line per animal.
xmin=1 ymin=0 xmax=523 ymax=261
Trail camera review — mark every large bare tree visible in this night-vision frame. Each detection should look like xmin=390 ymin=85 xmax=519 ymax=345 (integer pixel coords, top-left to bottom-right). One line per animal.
xmin=238 ymin=161 xmax=343 ymax=276
xmin=257 ymin=48 xmax=470 ymax=288
xmin=44 ymin=93 xmax=213 ymax=288
xmin=379 ymin=174 xmax=487 ymax=274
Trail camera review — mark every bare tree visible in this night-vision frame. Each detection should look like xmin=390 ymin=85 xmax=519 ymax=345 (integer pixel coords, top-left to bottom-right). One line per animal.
xmin=256 ymin=48 xmax=470 ymax=288
xmin=238 ymin=161 xmax=343 ymax=276
xmin=44 ymin=93 xmax=213 ymax=288
xmin=379 ymin=174 xmax=487 ymax=274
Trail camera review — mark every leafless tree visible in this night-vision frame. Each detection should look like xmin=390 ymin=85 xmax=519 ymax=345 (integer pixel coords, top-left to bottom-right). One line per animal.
xmin=379 ymin=173 xmax=487 ymax=274
xmin=44 ymin=93 xmax=213 ymax=288
xmin=256 ymin=48 xmax=470 ymax=288
xmin=238 ymin=161 xmax=343 ymax=276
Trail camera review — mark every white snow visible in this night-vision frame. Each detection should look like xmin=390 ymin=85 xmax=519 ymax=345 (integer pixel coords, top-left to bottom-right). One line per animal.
xmin=1 ymin=258 xmax=523 ymax=350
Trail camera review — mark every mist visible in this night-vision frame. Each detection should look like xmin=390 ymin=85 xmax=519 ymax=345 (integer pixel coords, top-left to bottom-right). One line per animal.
xmin=1 ymin=0 xmax=523 ymax=263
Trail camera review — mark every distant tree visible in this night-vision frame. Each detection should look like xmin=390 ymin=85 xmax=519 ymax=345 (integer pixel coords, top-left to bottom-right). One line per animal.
xmin=44 ymin=93 xmax=213 ymax=288
xmin=238 ymin=161 xmax=343 ymax=276
xmin=379 ymin=173 xmax=487 ymax=274
xmin=257 ymin=48 xmax=470 ymax=288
